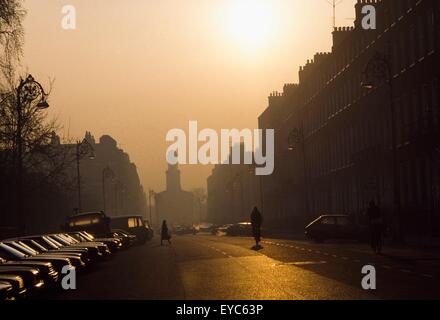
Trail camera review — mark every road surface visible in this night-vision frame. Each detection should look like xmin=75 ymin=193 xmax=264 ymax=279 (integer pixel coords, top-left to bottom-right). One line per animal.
xmin=48 ymin=234 xmax=440 ymax=300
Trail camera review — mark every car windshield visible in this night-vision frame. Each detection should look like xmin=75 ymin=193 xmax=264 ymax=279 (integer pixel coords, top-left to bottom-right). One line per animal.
xmin=80 ymin=232 xmax=95 ymax=241
xmin=23 ymin=240 xmax=47 ymax=252
xmin=0 ymin=243 xmax=28 ymax=259
xmin=62 ymin=234 xmax=80 ymax=244
xmin=11 ymin=241 xmax=38 ymax=255
xmin=8 ymin=241 xmax=37 ymax=256
xmin=51 ymin=235 xmax=70 ymax=246
xmin=43 ymin=236 xmax=63 ymax=248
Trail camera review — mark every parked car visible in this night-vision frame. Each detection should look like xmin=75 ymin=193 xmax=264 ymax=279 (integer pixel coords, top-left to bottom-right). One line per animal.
xmin=64 ymin=212 xmax=112 ymax=237
xmin=1 ymin=256 xmax=59 ymax=286
xmin=111 ymin=230 xmax=136 ymax=248
xmin=0 ymin=242 xmax=73 ymax=274
xmin=110 ymin=215 xmax=153 ymax=244
xmin=173 ymin=225 xmax=194 ymax=236
xmin=68 ymin=231 xmax=121 ymax=252
xmin=0 ymin=280 xmax=14 ymax=300
xmin=305 ymin=215 xmax=369 ymax=242
xmin=0 ymin=265 xmax=45 ymax=295
xmin=0 ymin=274 xmax=26 ymax=299
xmin=0 ymin=258 xmax=59 ymax=286
xmin=5 ymin=238 xmax=90 ymax=266
xmin=3 ymin=241 xmax=87 ymax=270
xmin=217 ymin=222 xmax=253 ymax=236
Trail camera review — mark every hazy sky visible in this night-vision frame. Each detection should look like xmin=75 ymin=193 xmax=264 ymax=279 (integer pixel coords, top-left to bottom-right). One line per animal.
xmin=22 ymin=0 xmax=356 ymax=192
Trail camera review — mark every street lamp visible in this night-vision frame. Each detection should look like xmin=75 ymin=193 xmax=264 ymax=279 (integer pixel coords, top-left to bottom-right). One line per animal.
xmin=15 ymin=75 xmax=50 ymax=234
xmin=102 ymin=166 xmax=115 ymax=213
xmin=76 ymin=138 xmax=95 ymax=213
xmin=361 ymin=52 xmax=402 ymax=242
xmin=288 ymin=123 xmax=311 ymax=218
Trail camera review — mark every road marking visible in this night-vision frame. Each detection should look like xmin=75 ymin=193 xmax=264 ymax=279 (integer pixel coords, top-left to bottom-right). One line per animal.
xmin=354 ymin=259 xmax=361 ymax=263
xmin=400 ymin=269 xmax=412 ymax=273
xmin=332 ymin=255 xmax=338 ymax=258
xmin=342 ymin=257 xmax=349 ymax=260
xmin=421 ymin=274 xmax=434 ymax=278
xmin=382 ymin=265 xmax=392 ymax=269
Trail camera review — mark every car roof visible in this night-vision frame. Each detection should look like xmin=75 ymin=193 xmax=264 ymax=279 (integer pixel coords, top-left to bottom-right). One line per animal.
xmin=67 ymin=212 xmax=107 ymax=219
xmin=111 ymin=215 xmax=143 ymax=219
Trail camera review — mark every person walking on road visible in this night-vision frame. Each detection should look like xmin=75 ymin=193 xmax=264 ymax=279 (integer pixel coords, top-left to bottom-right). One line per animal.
xmin=161 ymin=220 xmax=171 ymax=246
xmin=367 ymin=201 xmax=384 ymax=254
xmin=250 ymin=207 xmax=263 ymax=248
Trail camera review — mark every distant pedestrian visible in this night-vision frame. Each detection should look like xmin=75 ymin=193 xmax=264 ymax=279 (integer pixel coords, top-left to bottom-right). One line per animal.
xmin=161 ymin=220 xmax=171 ymax=246
xmin=367 ymin=201 xmax=384 ymax=254
xmin=250 ymin=207 xmax=263 ymax=248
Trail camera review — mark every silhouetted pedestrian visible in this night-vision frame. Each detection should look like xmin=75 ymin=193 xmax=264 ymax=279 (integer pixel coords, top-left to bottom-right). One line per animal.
xmin=250 ymin=207 xmax=263 ymax=248
xmin=161 ymin=220 xmax=171 ymax=246
xmin=367 ymin=201 xmax=384 ymax=254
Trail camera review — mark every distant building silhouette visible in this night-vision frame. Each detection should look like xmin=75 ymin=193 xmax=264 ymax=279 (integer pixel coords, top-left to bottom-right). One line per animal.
xmin=65 ymin=131 xmax=147 ymax=218
xmin=155 ymin=161 xmax=194 ymax=226
xmin=207 ymin=144 xmax=260 ymax=224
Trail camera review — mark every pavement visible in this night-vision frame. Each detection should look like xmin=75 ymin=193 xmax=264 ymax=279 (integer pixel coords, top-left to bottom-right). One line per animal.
xmin=47 ymin=234 xmax=440 ymax=300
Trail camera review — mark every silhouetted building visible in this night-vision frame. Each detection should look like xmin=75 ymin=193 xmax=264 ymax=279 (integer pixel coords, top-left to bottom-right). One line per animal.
xmin=155 ymin=162 xmax=194 ymax=226
xmin=258 ymin=0 xmax=440 ymax=239
xmin=65 ymin=132 xmax=147 ymax=217
xmin=207 ymin=145 xmax=261 ymax=224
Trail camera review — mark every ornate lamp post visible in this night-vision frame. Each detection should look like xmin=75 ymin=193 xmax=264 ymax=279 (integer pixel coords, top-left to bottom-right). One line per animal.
xmin=75 ymin=138 xmax=95 ymax=213
xmin=362 ymin=52 xmax=402 ymax=242
xmin=288 ymin=123 xmax=311 ymax=218
xmin=102 ymin=166 xmax=115 ymax=213
xmin=15 ymin=75 xmax=50 ymax=234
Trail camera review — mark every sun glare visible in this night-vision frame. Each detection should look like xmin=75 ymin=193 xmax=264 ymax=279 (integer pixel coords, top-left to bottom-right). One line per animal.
xmin=225 ymin=0 xmax=277 ymax=51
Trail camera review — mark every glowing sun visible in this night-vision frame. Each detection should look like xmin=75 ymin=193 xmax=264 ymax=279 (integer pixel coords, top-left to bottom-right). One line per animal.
xmin=225 ymin=0 xmax=277 ymax=51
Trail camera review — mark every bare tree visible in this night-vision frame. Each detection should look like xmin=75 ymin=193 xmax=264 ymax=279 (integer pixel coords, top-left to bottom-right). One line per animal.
xmin=0 ymin=0 xmax=25 ymax=90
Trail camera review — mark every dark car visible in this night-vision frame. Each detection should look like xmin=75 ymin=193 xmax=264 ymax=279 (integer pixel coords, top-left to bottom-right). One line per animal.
xmin=3 ymin=241 xmax=87 ymax=270
xmin=217 ymin=222 xmax=253 ymax=236
xmin=0 ymin=274 xmax=27 ymax=299
xmin=64 ymin=212 xmax=112 ymax=237
xmin=1 ymin=257 xmax=58 ymax=284
xmin=68 ymin=231 xmax=121 ymax=252
xmin=0 ymin=242 xmax=73 ymax=274
xmin=0 ymin=265 xmax=45 ymax=294
xmin=6 ymin=238 xmax=90 ymax=265
xmin=0 ymin=280 xmax=14 ymax=300
xmin=111 ymin=230 xmax=136 ymax=247
xmin=305 ymin=215 xmax=369 ymax=242
xmin=110 ymin=216 xmax=153 ymax=244
xmin=1 ymin=256 xmax=59 ymax=285
xmin=60 ymin=233 xmax=111 ymax=257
